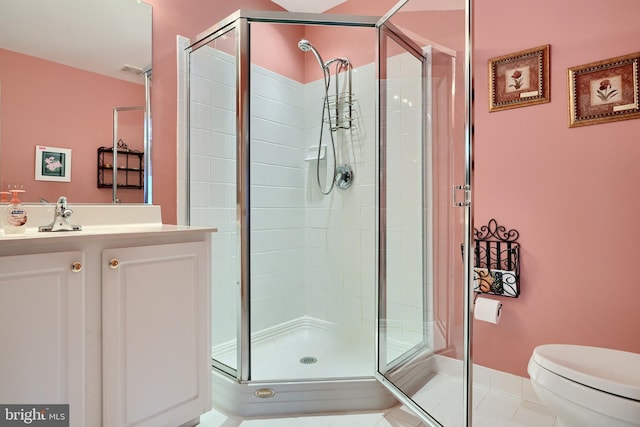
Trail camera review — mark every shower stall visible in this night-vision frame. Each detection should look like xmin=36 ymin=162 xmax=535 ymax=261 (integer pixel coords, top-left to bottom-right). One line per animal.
xmin=183 ymin=0 xmax=472 ymax=425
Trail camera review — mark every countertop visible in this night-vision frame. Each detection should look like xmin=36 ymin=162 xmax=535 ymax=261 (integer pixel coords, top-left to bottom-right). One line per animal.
xmin=0 ymin=204 xmax=216 ymax=242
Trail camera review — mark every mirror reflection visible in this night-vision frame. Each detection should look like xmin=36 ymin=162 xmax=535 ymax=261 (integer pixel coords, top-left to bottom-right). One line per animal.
xmin=0 ymin=0 xmax=152 ymax=203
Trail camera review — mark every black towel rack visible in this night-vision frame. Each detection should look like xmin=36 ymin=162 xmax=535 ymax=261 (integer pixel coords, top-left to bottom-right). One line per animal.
xmin=470 ymin=218 xmax=520 ymax=298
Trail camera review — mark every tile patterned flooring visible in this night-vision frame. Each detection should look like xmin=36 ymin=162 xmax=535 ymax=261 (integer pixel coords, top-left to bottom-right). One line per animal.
xmin=197 ymin=373 xmax=558 ymax=427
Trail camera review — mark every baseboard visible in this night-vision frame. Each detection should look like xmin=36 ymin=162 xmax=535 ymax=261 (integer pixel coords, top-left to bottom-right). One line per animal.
xmin=434 ymin=355 xmax=542 ymax=405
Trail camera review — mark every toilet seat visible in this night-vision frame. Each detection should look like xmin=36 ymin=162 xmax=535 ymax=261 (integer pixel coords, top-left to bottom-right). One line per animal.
xmin=532 ymin=344 xmax=640 ymax=401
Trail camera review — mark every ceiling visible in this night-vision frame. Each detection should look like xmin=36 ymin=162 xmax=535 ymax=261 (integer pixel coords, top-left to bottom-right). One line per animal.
xmin=271 ymin=0 xmax=465 ymax=13
xmin=0 ymin=0 xmax=151 ymax=84
xmin=270 ymin=0 xmax=349 ymax=13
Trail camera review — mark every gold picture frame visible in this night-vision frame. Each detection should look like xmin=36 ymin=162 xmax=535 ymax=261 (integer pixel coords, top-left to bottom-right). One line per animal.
xmin=489 ymin=45 xmax=550 ymax=112
xmin=568 ymin=52 xmax=640 ymax=127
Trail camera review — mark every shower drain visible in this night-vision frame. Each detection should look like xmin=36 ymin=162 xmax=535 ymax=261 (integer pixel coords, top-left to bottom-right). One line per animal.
xmin=299 ymin=356 xmax=318 ymax=364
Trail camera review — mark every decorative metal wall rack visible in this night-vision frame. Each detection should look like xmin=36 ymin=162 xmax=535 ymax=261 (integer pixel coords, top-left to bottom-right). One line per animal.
xmin=472 ymin=218 xmax=520 ymax=298
xmin=97 ymin=140 xmax=144 ymax=189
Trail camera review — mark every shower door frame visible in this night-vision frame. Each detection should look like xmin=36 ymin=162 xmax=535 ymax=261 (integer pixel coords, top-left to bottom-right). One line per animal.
xmin=374 ymin=17 xmax=443 ymax=427
xmin=373 ymin=1 xmax=475 ymax=426
xmin=376 ymin=19 xmax=433 ymax=376
xmin=189 ymin=10 xmax=380 ymax=384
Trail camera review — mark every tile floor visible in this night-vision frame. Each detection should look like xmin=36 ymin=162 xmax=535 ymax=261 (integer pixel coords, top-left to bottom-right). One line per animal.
xmin=197 ymin=374 xmax=558 ymax=427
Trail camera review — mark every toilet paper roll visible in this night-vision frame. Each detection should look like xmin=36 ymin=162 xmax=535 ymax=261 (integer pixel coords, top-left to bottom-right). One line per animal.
xmin=474 ymin=296 xmax=502 ymax=324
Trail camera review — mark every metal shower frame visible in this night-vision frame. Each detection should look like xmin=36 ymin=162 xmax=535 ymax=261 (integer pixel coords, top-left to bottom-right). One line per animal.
xmin=188 ymin=8 xmax=380 ymax=383
xmin=185 ymin=3 xmax=473 ymax=425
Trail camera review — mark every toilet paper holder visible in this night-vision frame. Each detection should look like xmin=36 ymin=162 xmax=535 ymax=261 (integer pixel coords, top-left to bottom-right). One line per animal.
xmin=473 ymin=294 xmax=503 ymax=324
xmin=465 ymin=218 xmax=520 ymax=298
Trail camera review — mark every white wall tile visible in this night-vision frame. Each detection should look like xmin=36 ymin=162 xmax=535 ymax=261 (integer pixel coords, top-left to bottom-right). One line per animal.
xmin=251 ymin=207 xmax=305 ymax=230
xmin=251 ymin=229 xmax=304 ymax=253
xmin=190 ymin=155 xmax=211 ymax=182
xmin=252 ymin=66 xmax=304 ymax=107
xmin=190 ymin=128 xmax=211 ymax=156
xmin=251 ymin=163 xmax=304 ymax=189
xmin=210 ymin=157 xmax=235 ymax=184
xmin=190 ymin=48 xmax=213 ymax=79
xmin=211 ymin=81 xmax=234 ymax=110
xmin=211 ymin=106 xmax=235 ymax=135
xmin=190 ymin=75 xmax=212 ymax=105
xmin=189 ymin=102 xmax=212 ymax=131
xmin=210 ymin=132 xmax=236 ymax=160
xmin=251 ymin=138 xmax=303 ymax=168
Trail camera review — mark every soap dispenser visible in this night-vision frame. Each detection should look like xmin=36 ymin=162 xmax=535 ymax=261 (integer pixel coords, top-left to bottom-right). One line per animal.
xmin=4 ymin=188 xmax=28 ymax=234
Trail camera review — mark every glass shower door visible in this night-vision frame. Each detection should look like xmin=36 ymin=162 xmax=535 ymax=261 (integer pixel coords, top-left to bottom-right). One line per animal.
xmin=188 ymin=25 xmax=240 ymax=379
xmin=376 ymin=0 xmax=470 ymax=425
xmin=378 ymin=27 xmax=430 ymax=370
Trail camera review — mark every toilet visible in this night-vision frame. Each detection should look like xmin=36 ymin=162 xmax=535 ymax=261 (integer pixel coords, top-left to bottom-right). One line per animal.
xmin=528 ymin=344 xmax=640 ymax=427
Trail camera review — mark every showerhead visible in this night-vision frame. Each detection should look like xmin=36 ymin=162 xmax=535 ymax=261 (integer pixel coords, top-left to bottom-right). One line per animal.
xmin=298 ymin=39 xmax=326 ymax=70
xmin=297 ymin=39 xmax=312 ymax=52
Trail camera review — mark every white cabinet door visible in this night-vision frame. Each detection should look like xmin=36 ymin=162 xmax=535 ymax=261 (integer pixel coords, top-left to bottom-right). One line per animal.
xmin=102 ymin=242 xmax=211 ymax=427
xmin=0 ymin=251 xmax=85 ymax=427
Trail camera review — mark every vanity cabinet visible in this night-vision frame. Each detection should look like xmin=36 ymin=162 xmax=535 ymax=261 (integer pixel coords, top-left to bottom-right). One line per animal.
xmin=102 ymin=242 xmax=210 ymax=427
xmin=0 ymin=222 xmax=213 ymax=427
xmin=0 ymin=251 xmax=86 ymax=425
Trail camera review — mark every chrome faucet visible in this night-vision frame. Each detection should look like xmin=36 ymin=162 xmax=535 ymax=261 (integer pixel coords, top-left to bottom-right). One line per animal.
xmin=38 ymin=196 xmax=82 ymax=232
xmin=56 ymin=196 xmax=73 ymax=218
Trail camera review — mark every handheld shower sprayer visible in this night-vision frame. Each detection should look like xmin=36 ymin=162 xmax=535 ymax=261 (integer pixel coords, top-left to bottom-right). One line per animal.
xmin=297 ymin=39 xmax=326 ymax=70
xmin=298 ymin=39 xmax=350 ymax=70
xmin=298 ymin=38 xmax=354 ymax=195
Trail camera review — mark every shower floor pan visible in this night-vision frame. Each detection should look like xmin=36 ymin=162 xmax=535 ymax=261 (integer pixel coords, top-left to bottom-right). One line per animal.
xmin=211 ymin=316 xmax=396 ymax=416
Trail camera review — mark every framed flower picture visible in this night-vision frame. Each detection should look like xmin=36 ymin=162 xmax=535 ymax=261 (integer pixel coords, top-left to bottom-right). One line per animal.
xmin=489 ymin=45 xmax=550 ymax=112
xmin=568 ymin=52 xmax=640 ymax=127
xmin=35 ymin=145 xmax=72 ymax=182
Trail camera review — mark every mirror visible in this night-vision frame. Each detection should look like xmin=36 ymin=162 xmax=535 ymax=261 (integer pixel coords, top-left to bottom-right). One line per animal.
xmin=0 ymin=0 xmax=152 ymax=203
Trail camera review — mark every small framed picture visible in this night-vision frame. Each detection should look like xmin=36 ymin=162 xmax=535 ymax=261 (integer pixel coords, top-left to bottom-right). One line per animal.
xmin=568 ymin=52 xmax=640 ymax=127
xmin=35 ymin=145 xmax=72 ymax=182
xmin=489 ymin=45 xmax=550 ymax=112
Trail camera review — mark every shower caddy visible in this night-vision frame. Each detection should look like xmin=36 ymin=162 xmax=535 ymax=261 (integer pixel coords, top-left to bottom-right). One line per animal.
xmin=325 ymin=61 xmax=354 ymax=132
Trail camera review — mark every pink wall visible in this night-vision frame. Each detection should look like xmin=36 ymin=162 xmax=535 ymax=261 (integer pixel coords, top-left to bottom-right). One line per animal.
xmin=0 ymin=49 xmax=145 ymax=204
xmin=474 ymin=0 xmax=640 ymax=377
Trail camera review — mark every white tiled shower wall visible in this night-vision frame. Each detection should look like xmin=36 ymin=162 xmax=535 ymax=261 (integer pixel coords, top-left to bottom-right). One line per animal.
xmin=248 ymin=59 xmax=379 ymax=340
xmin=249 ymin=63 xmax=308 ymax=332
xmin=178 ymin=36 xmax=429 ymax=353
xmin=300 ymin=64 xmax=378 ymax=338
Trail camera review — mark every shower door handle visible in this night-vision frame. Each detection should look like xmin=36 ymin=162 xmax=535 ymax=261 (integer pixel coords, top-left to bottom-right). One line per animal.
xmin=452 ymin=185 xmax=470 ymax=207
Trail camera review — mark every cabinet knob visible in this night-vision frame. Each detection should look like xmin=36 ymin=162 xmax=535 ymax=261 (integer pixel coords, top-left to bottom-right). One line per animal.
xmin=71 ymin=262 xmax=82 ymax=272
xmin=109 ymin=259 xmax=120 ymax=269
